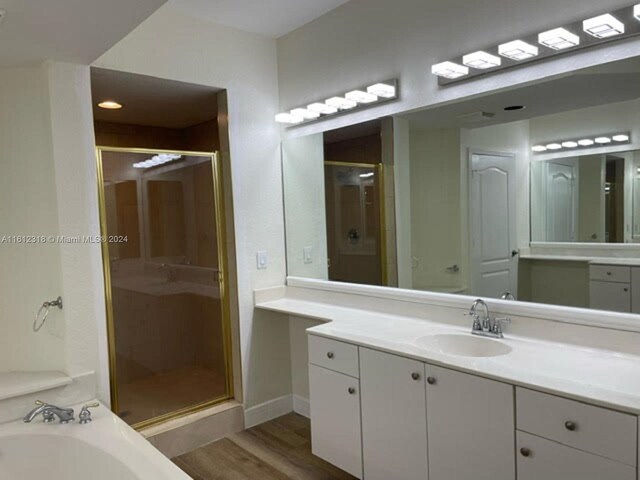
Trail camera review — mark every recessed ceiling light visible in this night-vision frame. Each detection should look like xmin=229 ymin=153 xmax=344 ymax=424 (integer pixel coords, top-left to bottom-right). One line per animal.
xmin=431 ymin=61 xmax=469 ymax=79
xmin=595 ymin=136 xmax=612 ymax=144
xmin=291 ymin=107 xmax=320 ymax=120
xmin=504 ymin=105 xmax=525 ymax=111
xmin=583 ymin=13 xmax=625 ymax=39
xmin=345 ymin=90 xmax=378 ymax=104
xmin=562 ymin=141 xmax=578 ymax=148
xmin=307 ymin=102 xmax=338 ymax=115
xmin=325 ymin=96 xmax=357 ymax=110
xmin=462 ymin=51 xmax=502 ymax=69
xmin=546 ymin=143 xmax=562 ymax=150
xmin=578 ymin=139 xmax=595 ymax=146
xmin=275 ymin=112 xmax=304 ymax=124
xmin=538 ymin=27 xmax=580 ymax=50
xmin=532 ymin=145 xmax=547 ymax=152
xmin=367 ymin=83 xmax=396 ymax=98
xmin=98 ymin=100 xmax=123 ymax=110
xmin=613 ymin=134 xmax=630 ymax=142
xmin=498 ymin=40 xmax=539 ymax=60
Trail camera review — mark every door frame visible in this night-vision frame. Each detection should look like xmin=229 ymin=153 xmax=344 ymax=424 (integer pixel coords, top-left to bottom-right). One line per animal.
xmin=467 ymin=149 xmax=518 ymax=298
xmin=95 ymin=146 xmax=235 ymax=430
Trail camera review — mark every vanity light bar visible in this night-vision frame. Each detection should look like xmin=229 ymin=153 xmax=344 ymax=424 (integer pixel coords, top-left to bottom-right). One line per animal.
xmin=432 ymin=3 xmax=640 ymax=84
xmin=531 ymin=132 xmax=631 ymax=153
xmin=275 ymin=79 xmax=399 ymax=126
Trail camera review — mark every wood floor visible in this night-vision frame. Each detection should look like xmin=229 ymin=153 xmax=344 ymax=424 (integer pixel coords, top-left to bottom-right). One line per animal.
xmin=173 ymin=413 xmax=357 ymax=480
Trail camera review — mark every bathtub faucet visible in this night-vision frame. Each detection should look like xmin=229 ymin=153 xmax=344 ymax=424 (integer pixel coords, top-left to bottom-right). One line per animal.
xmin=23 ymin=400 xmax=75 ymax=424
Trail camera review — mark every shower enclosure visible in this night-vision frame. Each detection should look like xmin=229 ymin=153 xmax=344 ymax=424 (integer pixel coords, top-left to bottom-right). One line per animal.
xmin=96 ymin=147 xmax=233 ymax=428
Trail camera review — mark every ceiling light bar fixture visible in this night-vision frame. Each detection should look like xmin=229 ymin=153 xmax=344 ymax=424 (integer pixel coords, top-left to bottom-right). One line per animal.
xmin=275 ymin=79 xmax=399 ymax=126
xmin=531 ymin=132 xmax=631 ymax=154
xmin=432 ymin=3 xmax=640 ymax=85
xmin=133 ymin=153 xmax=182 ymax=169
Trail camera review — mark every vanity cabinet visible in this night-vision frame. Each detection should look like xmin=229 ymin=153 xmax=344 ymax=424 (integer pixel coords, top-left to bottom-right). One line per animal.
xmin=632 ymin=267 xmax=640 ymax=314
xmin=360 ymin=348 xmax=428 ymax=480
xmin=425 ymin=364 xmax=515 ymax=480
xmin=589 ymin=264 xmax=631 ymax=312
xmin=308 ymin=336 xmax=362 ymax=478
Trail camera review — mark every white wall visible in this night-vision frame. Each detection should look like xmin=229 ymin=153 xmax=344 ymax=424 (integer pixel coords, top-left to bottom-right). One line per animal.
xmin=0 ymin=64 xmax=66 ymax=372
xmin=393 ymin=117 xmax=413 ymax=289
xmin=93 ymin=5 xmax=291 ymax=408
xmin=277 ymin=0 xmax=640 ymax=140
xmin=282 ymin=134 xmax=328 ymax=279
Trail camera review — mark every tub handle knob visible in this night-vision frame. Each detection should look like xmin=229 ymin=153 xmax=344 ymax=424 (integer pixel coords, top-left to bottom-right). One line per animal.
xmin=79 ymin=402 xmax=100 ymax=424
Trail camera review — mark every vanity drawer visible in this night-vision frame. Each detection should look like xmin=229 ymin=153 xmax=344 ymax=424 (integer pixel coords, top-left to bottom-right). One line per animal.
xmin=309 ymin=335 xmax=359 ymax=378
xmin=589 ymin=265 xmax=631 ymax=283
xmin=516 ymin=388 xmax=637 ymax=466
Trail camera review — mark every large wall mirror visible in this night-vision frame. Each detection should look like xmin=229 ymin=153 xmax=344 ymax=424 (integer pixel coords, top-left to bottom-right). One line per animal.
xmin=282 ymin=56 xmax=640 ymax=315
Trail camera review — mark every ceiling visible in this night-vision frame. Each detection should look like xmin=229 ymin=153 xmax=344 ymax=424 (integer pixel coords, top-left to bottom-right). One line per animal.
xmin=401 ymin=57 xmax=640 ymax=130
xmin=169 ymin=0 xmax=350 ymax=38
xmin=91 ymin=68 xmax=220 ymax=129
xmin=0 ymin=0 xmax=166 ymax=67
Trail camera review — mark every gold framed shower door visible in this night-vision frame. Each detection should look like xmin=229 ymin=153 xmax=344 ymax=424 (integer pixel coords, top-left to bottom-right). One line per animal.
xmin=96 ymin=146 xmax=234 ymax=430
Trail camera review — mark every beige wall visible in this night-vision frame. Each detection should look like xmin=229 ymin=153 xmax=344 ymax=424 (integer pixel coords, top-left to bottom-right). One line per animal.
xmin=518 ymin=260 xmax=589 ymax=308
xmin=0 ymin=64 xmax=66 ymax=371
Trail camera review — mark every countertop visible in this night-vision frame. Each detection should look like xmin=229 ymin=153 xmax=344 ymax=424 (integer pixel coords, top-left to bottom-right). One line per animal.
xmin=256 ymin=295 xmax=640 ymax=415
xmin=520 ymin=254 xmax=640 ymax=266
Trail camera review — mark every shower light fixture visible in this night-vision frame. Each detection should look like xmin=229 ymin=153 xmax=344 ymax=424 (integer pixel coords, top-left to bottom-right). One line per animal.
xmin=498 ymin=40 xmax=539 ymax=60
xmin=98 ymin=100 xmax=123 ymax=109
xmin=275 ymin=79 xmax=399 ymax=125
xmin=133 ymin=153 xmax=182 ymax=169
xmin=431 ymin=61 xmax=469 ymax=79
xmin=462 ymin=51 xmax=502 ymax=69
xmin=345 ymin=90 xmax=378 ymax=104
xmin=367 ymin=83 xmax=396 ymax=98
xmin=583 ymin=13 xmax=625 ymax=38
xmin=538 ymin=28 xmax=580 ymax=50
xmin=360 ymin=172 xmax=375 ymax=178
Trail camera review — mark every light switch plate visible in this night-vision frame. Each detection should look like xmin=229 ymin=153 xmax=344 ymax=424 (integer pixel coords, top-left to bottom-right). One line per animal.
xmin=303 ymin=246 xmax=313 ymax=264
xmin=257 ymin=250 xmax=268 ymax=270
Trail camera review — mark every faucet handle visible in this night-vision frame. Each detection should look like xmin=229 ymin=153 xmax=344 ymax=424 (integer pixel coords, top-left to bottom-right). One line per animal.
xmin=491 ymin=317 xmax=511 ymax=334
xmin=79 ymin=402 xmax=99 ymax=424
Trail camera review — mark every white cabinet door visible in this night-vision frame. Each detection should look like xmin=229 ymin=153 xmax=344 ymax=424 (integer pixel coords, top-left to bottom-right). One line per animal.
xmin=517 ymin=431 xmax=635 ymax=480
xmin=360 ymin=348 xmax=428 ymax=480
xmin=309 ymin=364 xmax=362 ymax=478
xmin=425 ymin=364 xmax=515 ymax=480
xmin=589 ymin=280 xmax=631 ymax=312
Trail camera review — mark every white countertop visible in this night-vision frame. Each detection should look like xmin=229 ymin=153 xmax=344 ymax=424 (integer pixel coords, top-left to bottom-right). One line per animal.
xmin=520 ymin=254 xmax=640 ymax=265
xmin=256 ymin=295 xmax=640 ymax=415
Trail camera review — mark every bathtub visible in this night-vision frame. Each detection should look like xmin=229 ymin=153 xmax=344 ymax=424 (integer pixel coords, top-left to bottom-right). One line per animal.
xmin=0 ymin=401 xmax=191 ymax=479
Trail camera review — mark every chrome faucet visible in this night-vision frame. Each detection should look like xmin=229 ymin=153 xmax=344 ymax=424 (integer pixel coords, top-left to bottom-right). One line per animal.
xmin=468 ymin=298 xmax=511 ymax=339
xmin=23 ymin=400 xmax=75 ymax=424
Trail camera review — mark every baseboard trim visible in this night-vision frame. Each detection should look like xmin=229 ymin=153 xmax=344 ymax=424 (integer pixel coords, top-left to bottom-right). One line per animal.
xmin=293 ymin=394 xmax=310 ymax=418
xmin=244 ymin=394 xmax=293 ymax=428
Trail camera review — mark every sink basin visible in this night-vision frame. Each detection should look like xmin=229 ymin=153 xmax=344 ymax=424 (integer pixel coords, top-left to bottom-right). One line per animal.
xmin=415 ymin=333 xmax=512 ymax=358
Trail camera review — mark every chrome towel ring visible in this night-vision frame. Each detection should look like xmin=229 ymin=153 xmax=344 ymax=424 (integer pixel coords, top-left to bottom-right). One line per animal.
xmin=33 ymin=296 xmax=63 ymax=332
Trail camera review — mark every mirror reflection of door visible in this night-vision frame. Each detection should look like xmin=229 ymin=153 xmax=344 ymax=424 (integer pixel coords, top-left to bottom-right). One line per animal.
xmin=545 ymin=161 xmax=578 ymax=242
xmin=325 ymin=162 xmax=384 ymax=285
xmin=470 ymin=152 xmax=517 ymax=298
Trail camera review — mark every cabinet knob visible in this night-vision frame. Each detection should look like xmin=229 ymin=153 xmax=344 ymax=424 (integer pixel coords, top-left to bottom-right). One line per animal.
xmin=348 ymin=387 xmax=356 ymax=395
xmin=607 ymin=271 xmax=612 ymax=276
xmin=564 ymin=420 xmax=577 ymax=431
xmin=624 ymin=288 xmax=629 ymax=292
xmin=427 ymin=376 xmax=436 ymax=385
xmin=520 ymin=447 xmax=531 ymax=457
xmin=326 ymin=352 xmax=334 ymax=359
xmin=411 ymin=372 xmax=421 ymax=381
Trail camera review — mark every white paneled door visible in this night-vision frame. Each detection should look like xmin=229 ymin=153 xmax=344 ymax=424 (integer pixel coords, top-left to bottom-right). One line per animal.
xmin=470 ymin=151 xmax=517 ymax=298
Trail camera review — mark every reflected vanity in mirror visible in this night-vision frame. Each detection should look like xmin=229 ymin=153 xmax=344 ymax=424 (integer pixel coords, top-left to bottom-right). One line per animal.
xmin=282 ymin=55 xmax=640 ymax=316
